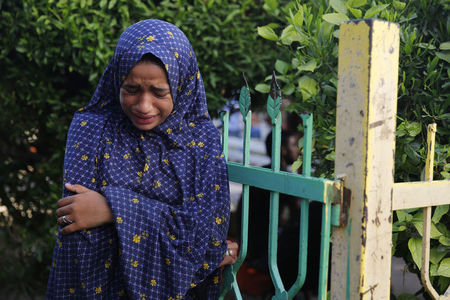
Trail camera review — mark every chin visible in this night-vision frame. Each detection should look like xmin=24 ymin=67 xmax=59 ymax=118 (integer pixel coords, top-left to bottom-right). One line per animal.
xmin=136 ymin=125 xmax=154 ymax=131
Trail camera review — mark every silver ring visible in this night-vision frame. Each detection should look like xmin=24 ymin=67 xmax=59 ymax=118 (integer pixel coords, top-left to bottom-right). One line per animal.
xmin=62 ymin=215 xmax=73 ymax=225
xmin=226 ymin=248 xmax=233 ymax=256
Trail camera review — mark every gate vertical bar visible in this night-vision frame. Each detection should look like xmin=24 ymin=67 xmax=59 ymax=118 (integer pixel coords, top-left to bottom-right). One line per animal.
xmin=331 ymin=19 xmax=400 ymax=299
xmin=421 ymin=124 xmax=440 ymax=299
xmin=288 ymin=113 xmax=313 ymax=298
xmin=318 ymin=191 xmax=332 ymax=299
xmin=266 ymin=72 xmax=288 ymax=299
xmin=218 ymin=84 xmax=252 ymax=300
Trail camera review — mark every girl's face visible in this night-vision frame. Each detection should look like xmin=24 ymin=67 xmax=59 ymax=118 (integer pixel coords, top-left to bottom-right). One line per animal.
xmin=119 ymin=61 xmax=173 ymax=131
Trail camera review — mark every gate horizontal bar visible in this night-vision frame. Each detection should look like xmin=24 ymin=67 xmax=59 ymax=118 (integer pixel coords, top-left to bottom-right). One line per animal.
xmin=227 ymin=162 xmax=341 ymax=203
xmin=392 ymin=180 xmax=450 ymax=210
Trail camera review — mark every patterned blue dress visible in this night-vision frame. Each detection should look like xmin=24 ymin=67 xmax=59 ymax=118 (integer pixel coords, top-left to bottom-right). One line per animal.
xmin=46 ymin=19 xmax=230 ymax=299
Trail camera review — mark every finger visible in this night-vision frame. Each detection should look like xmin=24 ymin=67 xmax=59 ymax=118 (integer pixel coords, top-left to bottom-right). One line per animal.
xmin=65 ymin=183 xmax=90 ymax=194
xmin=56 ymin=205 xmax=72 ymax=218
xmin=57 ymin=215 xmax=74 ymax=227
xmin=219 ymin=255 xmax=235 ymax=267
xmin=57 ymin=196 xmax=74 ymax=208
xmin=60 ymin=222 xmax=79 ymax=235
xmin=230 ymin=242 xmax=239 ymax=255
xmin=228 ymin=241 xmax=238 ymax=250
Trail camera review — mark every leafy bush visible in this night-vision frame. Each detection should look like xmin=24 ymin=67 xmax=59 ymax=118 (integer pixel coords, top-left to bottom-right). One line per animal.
xmin=0 ymin=0 xmax=275 ymax=294
xmin=256 ymin=0 xmax=449 ymax=296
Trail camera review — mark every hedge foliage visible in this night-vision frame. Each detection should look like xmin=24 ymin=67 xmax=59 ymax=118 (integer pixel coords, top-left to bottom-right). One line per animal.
xmin=0 ymin=0 xmax=275 ymax=294
xmin=0 ymin=0 xmax=448 ymax=297
xmin=256 ymin=0 xmax=449 ymax=297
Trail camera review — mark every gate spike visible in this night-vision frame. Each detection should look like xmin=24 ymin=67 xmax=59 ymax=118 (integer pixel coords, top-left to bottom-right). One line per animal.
xmin=239 ymin=73 xmax=251 ymax=118
xmin=267 ymin=71 xmax=282 ymax=124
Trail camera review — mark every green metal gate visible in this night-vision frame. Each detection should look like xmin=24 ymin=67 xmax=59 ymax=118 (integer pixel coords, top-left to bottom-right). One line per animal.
xmin=218 ymin=74 xmax=343 ymax=300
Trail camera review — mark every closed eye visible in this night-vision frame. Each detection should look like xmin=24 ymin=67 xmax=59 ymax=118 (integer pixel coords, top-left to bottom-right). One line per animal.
xmin=123 ymin=85 xmax=140 ymax=95
xmin=152 ymin=87 xmax=171 ymax=98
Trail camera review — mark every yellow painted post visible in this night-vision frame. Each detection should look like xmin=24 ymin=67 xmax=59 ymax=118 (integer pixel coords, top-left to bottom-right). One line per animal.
xmin=331 ymin=19 xmax=400 ymax=299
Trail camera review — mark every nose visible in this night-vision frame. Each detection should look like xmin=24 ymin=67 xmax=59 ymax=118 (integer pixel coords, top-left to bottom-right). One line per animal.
xmin=137 ymin=92 xmax=155 ymax=114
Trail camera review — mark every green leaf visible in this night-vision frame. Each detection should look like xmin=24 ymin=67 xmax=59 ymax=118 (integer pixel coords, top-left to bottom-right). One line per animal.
xmin=333 ymin=29 xmax=340 ymax=38
xmin=440 ymin=41 xmax=450 ymax=50
xmin=108 ymin=0 xmax=117 ymax=9
xmin=282 ymin=83 xmax=295 ymax=95
xmin=429 ymin=247 xmax=447 ymax=265
xmin=348 ymin=7 xmax=362 ymax=19
xmin=439 ymin=236 xmax=450 ymax=246
xmin=438 ymin=277 xmax=450 ymax=293
xmin=393 ymin=223 xmax=407 ymax=232
xmin=392 ymin=1 xmax=406 ymax=10
xmin=396 ymin=294 xmax=420 ymax=300
xmin=257 ymin=26 xmax=278 ymax=41
xmin=255 ymin=83 xmax=270 ymax=93
xmin=322 ymin=13 xmax=350 ymax=25
xmin=347 ymin=0 xmax=366 ymax=8
xmin=405 ymin=121 xmax=421 ymax=137
xmin=436 ymin=222 xmax=450 ymax=237
xmin=297 ymin=59 xmax=317 ymax=72
xmin=430 ymin=262 xmax=439 ymax=277
xmin=330 ymin=0 xmax=347 ymax=14
xmin=275 ymin=59 xmax=290 ymax=75
xmin=408 ymin=237 xmax=422 ymax=269
xmin=363 ymin=4 xmax=390 ymax=18
xmin=436 ymin=51 xmax=450 ymax=63
xmin=417 ymin=42 xmax=436 ymax=50
xmin=432 ymin=205 xmax=449 ymax=223
xmin=412 ymin=220 xmax=442 ymax=239
xmin=223 ymin=10 xmax=240 ymax=25
xmin=436 ymin=258 xmax=450 ymax=277
xmin=291 ymin=157 xmax=302 ymax=172
xmin=392 ymin=233 xmax=398 ymax=255
xmin=396 ymin=210 xmax=413 ymax=222
xmin=297 ymin=76 xmax=319 ymax=100
xmin=15 ymin=45 xmax=27 ymax=53
xmin=325 ymin=151 xmax=335 ymax=161
xmin=280 ymin=25 xmax=307 ymax=45
xmin=292 ymin=7 xmax=304 ymax=27
xmin=265 ymin=0 xmax=278 ymax=11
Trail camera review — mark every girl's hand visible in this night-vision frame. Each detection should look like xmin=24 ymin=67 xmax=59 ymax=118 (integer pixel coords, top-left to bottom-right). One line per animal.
xmin=220 ymin=240 xmax=239 ymax=267
xmin=56 ymin=183 xmax=113 ymax=235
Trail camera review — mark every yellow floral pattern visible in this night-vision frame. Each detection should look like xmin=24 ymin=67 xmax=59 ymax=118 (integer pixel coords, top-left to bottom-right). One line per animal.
xmin=153 ymin=180 xmax=161 ymax=188
xmin=133 ymin=234 xmax=141 ymax=243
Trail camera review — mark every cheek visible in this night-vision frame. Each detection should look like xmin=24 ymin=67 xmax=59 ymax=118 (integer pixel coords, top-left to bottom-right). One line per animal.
xmin=119 ymin=91 xmax=125 ymax=109
xmin=119 ymin=92 xmax=131 ymax=112
xmin=162 ymin=99 xmax=174 ymax=117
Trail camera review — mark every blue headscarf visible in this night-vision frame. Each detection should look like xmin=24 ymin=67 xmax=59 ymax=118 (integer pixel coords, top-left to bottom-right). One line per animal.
xmin=47 ymin=19 xmax=230 ymax=299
